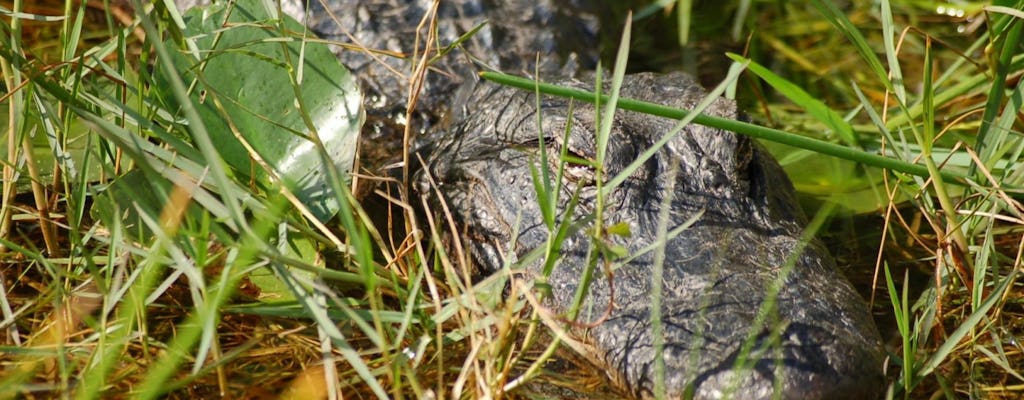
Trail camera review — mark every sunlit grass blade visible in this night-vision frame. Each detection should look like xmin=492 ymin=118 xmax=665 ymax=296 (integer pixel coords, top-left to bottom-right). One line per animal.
xmin=879 ymin=0 xmax=907 ymax=104
xmin=268 ymin=263 xmax=391 ymax=398
xmin=566 ymin=11 xmax=631 ymax=321
xmin=975 ymin=343 xmax=1024 ymax=382
xmin=811 ymin=0 xmax=894 ymax=96
xmin=727 ymin=53 xmax=858 ymax=148
xmin=919 ymin=37 xmax=970 ymax=261
xmin=531 ymin=63 xmax=556 ymax=230
xmin=884 ymin=262 xmax=915 ymax=395
xmin=677 ymin=0 xmax=691 ymax=45
xmin=975 ymin=16 xmax=1023 ymax=175
xmin=730 ymin=0 xmax=750 ymax=42
xmin=74 ymin=199 xmax=188 ymax=400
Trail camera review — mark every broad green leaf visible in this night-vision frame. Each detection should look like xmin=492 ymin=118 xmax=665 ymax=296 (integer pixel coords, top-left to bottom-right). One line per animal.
xmin=247 ymin=235 xmax=319 ymax=302
xmin=91 ymin=170 xmax=182 ymax=242
xmin=158 ymin=0 xmax=362 ymax=221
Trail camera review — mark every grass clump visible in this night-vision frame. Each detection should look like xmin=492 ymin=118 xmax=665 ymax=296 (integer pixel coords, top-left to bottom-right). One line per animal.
xmin=724 ymin=2 xmax=1024 ymax=398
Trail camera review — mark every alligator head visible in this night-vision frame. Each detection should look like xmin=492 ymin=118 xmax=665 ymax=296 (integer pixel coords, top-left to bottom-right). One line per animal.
xmin=418 ymin=72 xmax=885 ymax=399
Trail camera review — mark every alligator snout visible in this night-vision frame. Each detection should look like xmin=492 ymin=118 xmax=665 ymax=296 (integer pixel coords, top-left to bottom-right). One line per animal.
xmin=419 ymin=72 xmax=885 ymax=399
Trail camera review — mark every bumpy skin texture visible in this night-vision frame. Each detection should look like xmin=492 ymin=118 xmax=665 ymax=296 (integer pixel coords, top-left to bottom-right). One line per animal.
xmin=419 ymin=73 xmax=885 ymax=399
xmin=305 ymin=0 xmax=597 ymax=117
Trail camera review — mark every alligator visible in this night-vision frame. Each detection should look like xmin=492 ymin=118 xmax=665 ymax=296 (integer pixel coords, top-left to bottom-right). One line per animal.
xmin=420 ymin=71 xmax=886 ymax=399
xmin=218 ymin=0 xmax=889 ymax=397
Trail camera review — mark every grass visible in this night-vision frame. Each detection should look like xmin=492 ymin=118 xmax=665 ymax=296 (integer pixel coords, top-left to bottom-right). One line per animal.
xmin=1 ymin=0 xmax=1023 ymax=399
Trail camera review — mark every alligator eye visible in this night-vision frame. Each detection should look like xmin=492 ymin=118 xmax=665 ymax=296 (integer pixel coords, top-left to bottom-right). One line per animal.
xmin=563 ymin=161 xmax=595 ymax=185
xmin=554 ymin=147 xmax=596 ymax=186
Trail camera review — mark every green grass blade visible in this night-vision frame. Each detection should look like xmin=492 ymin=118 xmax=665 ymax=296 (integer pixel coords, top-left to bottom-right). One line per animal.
xmin=566 ymin=13 xmax=632 ymax=323
xmin=884 ymin=262 xmax=914 ymax=396
xmin=480 ymin=71 xmax=972 ymax=186
xmin=730 ymin=0 xmax=751 ymax=42
xmin=886 ymin=53 xmax=1024 ymax=130
xmin=677 ymin=0 xmax=691 ymax=45
xmin=976 ymin=16 xmax=1024 ymax=176
xmin=531 ymin=66 xmax=555 ymax=229
xmin=596 ymin=19 xmax=630 ymax=172
xmin=811 ymin=0 xmax=894 ymax=95
xmin=727 ymin=53 xmax=858 ymax=148
xmin=879 ymin=0 xmax=907 ymax=103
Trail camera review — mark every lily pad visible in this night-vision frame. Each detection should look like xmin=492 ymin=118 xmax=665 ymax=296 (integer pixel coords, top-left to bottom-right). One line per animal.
xmin=159 ymin=0 xmax=362 ymax=221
